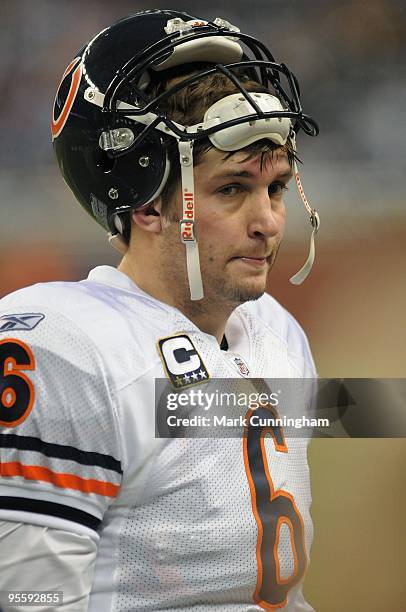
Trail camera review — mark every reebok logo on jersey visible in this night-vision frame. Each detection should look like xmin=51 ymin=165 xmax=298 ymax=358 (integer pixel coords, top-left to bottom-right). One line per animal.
xmin=158 ymin=334 xmax=209 ymax=388
xmin=0 ymin=313 xmax=45 ymax=332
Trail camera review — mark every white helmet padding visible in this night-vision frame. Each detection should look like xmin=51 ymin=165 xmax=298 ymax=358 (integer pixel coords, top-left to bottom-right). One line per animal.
xmin=156 ymin=17 xmax=242 ymax=71
xmin=203 ymin=93 xmax=291 ymax=150
xmin=154 ymin=36 xmax=243 ymax=71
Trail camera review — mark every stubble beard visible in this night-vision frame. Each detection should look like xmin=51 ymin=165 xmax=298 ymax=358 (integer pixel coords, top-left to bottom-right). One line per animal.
xmin=208 ymin=244 xmax=281 ymax=307
xmin=210 ymin=272 xmax=266 ymax=306
xmin=157 ymin=226 xmax=280 ymax=313
xmin=156 ymin=245 xmax=265 ymax=314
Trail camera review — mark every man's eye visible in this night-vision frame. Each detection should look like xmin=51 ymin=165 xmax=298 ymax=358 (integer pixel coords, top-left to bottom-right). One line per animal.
xmin=218 ymin=184 xmax=243 ymax=196
xmin=269 ymin=182 xmax=288 ymax=196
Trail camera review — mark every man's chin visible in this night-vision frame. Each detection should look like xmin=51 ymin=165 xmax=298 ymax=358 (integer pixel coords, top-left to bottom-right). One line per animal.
xmin=236 ymin=291 xmax=265 ymax=304
xmin=223 ymin=279 xmax=267 ymax=305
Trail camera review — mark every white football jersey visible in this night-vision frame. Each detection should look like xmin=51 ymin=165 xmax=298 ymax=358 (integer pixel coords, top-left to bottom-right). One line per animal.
xmin=0 ymin=266 xmax=316 ymax=611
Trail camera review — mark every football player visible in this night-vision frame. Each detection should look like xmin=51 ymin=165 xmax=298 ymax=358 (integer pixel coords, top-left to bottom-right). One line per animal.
xmin=0 ymin=10 xmax=319 ymax=611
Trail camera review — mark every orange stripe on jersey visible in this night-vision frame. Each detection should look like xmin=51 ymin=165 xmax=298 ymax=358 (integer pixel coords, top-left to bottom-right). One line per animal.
xmin=0 ymin=461 xmax=120 ymax=498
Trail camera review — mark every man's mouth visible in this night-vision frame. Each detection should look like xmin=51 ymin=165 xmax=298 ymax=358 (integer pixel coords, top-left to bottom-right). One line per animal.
xmin=232 ymin=256 xmax=268 ymax=268
xmin=231 ymin=252 xmax=271 ymax=261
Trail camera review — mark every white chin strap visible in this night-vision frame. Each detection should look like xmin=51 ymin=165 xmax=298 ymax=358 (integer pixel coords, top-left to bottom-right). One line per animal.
xmin=289 ymin=132 xmax=320 ymax=285
xmin=178 ymin=141 xmax=204 ymax=301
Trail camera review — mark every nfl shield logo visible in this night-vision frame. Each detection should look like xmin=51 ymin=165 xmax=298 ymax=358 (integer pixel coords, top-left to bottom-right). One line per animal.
xmin=233 ymin=356 xmax=250 ymax=377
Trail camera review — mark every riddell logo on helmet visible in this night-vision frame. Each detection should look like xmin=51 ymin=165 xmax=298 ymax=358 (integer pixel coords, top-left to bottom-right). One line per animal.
xmin=181 ymin=221 xmax=194 ymax=241
xmin=181 ymin=190 xmax=195 ymax=241
xmin=183 ymin=191 xmax=194 ymax=220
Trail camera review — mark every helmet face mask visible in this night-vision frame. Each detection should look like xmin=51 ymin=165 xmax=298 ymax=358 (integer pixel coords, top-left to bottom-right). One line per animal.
xmin=52 ymin=9 xmax=320 ymax=298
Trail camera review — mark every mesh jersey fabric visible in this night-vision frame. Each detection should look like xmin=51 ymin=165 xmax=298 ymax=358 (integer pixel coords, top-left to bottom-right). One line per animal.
xmin=0 ymin=265 xmax=316 ymax=611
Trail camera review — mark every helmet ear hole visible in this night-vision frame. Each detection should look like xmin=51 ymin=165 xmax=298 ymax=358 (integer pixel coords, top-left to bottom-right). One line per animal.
xmin=94 ymin=148 xmax=116 ymax=174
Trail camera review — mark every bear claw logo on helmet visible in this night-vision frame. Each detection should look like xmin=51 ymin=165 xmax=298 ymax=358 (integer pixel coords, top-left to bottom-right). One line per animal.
xmin=52 ymin=9 xmax=320 ymax=300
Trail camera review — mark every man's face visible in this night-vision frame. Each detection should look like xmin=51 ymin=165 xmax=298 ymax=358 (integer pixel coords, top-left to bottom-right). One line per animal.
xmin=160 ymin=146 xmax=292 ymax=307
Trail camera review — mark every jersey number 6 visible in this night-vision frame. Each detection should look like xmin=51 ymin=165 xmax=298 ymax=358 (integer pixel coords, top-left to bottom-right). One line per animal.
xmin=244 ymin=405 xmax=307 ymax=609
xmin=0 ymin=339 xmax=36 ymax=427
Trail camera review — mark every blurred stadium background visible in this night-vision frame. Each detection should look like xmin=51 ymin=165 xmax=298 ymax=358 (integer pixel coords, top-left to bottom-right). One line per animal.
xmin=0 ymin=0 xmax=405 ymax=609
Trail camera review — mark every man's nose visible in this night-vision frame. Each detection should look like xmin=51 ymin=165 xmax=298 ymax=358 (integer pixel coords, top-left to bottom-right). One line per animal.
xmin=247 ymin=190 xmax=283 ymax=239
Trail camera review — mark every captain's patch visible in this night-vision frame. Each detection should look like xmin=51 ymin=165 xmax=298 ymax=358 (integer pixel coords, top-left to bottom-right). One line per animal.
xmin=158 ymin=334 xmax=209 ymax=388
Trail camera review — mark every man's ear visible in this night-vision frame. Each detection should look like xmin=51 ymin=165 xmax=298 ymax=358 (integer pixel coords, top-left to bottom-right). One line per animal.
xmin=132 ymin=197 xmax=164 ymax=233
